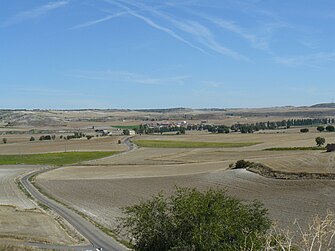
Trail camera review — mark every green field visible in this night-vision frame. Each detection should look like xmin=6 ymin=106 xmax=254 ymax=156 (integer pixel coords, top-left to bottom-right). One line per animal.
xmin=0 ymin=151 xmax=119 ymax=166
xmin=134 ymin=140 xmax=261 ymax=148
xmin=264 ymin=147 xmax=325 ymax=151
xmin=111 ymin=125 xmax=140 ymax=130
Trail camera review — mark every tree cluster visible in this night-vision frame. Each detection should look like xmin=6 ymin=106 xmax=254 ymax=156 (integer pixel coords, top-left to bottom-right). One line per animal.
xmin=39 ymin=135 xmax=52 ymax=141
xmin=118 ymin=188 xmax=270 ymax=251
xmin=66 ymin=132 xmax=85 ymax=140
xmin=136 ymin=124 xmax=187 ymax=135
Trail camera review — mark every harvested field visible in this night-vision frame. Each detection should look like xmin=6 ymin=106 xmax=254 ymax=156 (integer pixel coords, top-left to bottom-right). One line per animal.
xmin=0 ymin=165 xmax=79 ymax=245
xmin=0 ymin=165 xmax=37 ymax=209
xmin=0 ymin=206 xmax=74 ymax=244
xmin=134 ymin=130 xmax=335 ymax=151
xmin=84 ymin=147 xmax=304 ymax=166
xmin=35 ymin=126 xmax=335 ymax=238
xmin=0 ymin=136 xmax=126 ymax=154
xmin=134 ymin=139 xmax=260 ymax=148
xmin=258 ymin=151 xmax=335 ymax=173
xmin=41 ymin=147 xmax=314 ymax=179
xmin=36 ymin=169 xmax=335 ymax=231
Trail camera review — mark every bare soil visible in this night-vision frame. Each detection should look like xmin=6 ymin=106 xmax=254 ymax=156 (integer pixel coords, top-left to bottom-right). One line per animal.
xmin=36 ymin=170 xmax=335 ymax=231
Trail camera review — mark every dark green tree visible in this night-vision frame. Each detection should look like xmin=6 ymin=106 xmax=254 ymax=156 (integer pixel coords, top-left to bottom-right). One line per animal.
xmin=118 ymin=187 xmax=271 ymax=251
xmin=300 ymin=128 xmax=309 ymax=133
xmin=315 ymin=137 xmax=326 ymax=147
xmin=234 ymin=160 xmax=251 ymax=169
xmin=2 ymin=138 xmax=7 ymax=144
xmin=317 ymin=126 xmax=325 ymax=132
xmin=326 ymin=125 xmax=335 ymax=132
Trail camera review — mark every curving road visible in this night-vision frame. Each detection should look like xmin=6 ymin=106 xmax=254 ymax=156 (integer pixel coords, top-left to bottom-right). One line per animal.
xmin=20 ymin=137 xmax=135 ymax=251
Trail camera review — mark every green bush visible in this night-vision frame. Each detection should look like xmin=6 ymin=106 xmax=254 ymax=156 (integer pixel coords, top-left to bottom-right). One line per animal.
xmin=300 ymin=128 xmax=309 ymax=133
xmin=118 ymin=187 xmax=271 ymax=251
xmin=234 ymin=159 xmax=251 ymax=169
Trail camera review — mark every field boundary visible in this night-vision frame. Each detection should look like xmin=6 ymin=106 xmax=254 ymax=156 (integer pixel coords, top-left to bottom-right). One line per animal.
xmin=264 ymin=147 xmax=326 ymax=151
xmin=246 ymin=162 xmax=335 ymax=180
xmin=134 ymin=140 xmax=261 ymax=148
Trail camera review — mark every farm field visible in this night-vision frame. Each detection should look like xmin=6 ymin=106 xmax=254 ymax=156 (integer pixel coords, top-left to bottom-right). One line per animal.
xmin=36 ymin=169 xmax=335 ymax=231
xmin=0 ymin=152 xmax=119 ymax=166
xmin=133 ymin=129 xmax=335 ymax=151
xmin=0 ymin=165 xmax=37 ymax=209
xmin=0 ymin=206 xmax=75 ymax=245
xmin=0 ymin=165 xmax=81 ymax=245
xmin=0 ymin=136 xmax=126 ymax=154
xmin=133 ymin=139 xmax=261 ymax=148
xmin=36 ymin=129 xmax=335 ymax=237
xmin=2 ymin=107 xmax=335 ymax=246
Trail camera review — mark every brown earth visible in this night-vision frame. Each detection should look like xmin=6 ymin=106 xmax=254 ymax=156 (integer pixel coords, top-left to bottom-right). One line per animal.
xmin=36 ymin=169 xmax=335 ymax=231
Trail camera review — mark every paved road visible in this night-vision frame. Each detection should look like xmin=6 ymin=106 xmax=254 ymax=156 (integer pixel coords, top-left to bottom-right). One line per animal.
xmin=21 ymin=138 xmax=136 ymax=251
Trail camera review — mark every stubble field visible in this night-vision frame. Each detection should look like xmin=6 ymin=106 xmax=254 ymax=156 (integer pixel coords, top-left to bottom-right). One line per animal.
xmin=0 ymin=165 xmax=81 ymax=245
xmin=36 ymin=130 xmax=335 ymax=235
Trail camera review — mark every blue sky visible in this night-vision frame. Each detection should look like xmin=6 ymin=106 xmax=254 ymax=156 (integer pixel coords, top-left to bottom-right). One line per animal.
xmin=1 ymin=0 xmax=335 ymax=109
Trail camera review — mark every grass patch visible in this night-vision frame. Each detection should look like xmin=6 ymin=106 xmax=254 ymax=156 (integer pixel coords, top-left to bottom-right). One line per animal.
xmin=134 ymin=140 xmax=260 ymax=148
xmin=112 ymin=125 xmax=140 ymax=130
xmin=0 ymin=151 xmax=119 ymax=166
xmin=264 ymin=147 xmax=325 ymax=151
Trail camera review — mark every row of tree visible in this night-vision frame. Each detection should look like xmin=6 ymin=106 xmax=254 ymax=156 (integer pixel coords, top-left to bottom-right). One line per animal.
xmin=317 ymin=125 xmax=335 ymax=132
xmin=135 ymin=125 xmax=186 ymax=135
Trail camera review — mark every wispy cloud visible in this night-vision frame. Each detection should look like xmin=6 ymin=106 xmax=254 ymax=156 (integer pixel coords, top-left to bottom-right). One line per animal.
xmin=275 ymin=52 xmax=335 ymax=67
xmin=107 ymin=0 xmax=248 ymax=60
xmin=102 ymin=0 xmax=206 ymax=54
xmin=3 ymin=1 xmax=69 ymax=27
xmin=69 ymin=12 xmax=127 ymax=30
xmin=201 ymin=16 xmax=270 ymax=52
xmin=69 ymin=70 xmax=189 ymax=85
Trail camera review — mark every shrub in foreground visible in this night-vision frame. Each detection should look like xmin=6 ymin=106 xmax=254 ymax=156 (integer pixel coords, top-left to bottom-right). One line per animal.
xmin=118 ymin=187 xmax=271 ymax=251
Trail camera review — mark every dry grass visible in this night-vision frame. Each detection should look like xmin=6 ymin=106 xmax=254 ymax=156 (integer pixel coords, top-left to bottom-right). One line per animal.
xmin=0 ymin=245 xmax=58 ymax=251
xmin=0 ymin=206 xmax=75 ymax=245
xmin=0 ymin=165 xmax=38 ymax=209
xmin=265 ymin=211 xmax=335 ymax=250
xmin=258 ymin=151 xmax=335 ymax=174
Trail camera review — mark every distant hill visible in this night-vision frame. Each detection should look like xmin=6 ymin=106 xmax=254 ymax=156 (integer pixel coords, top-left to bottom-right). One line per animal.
xmin=310 ymin=103 xmax=335 ymax=108
xmin=134 ymin=108 xmax=192 ymax=113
